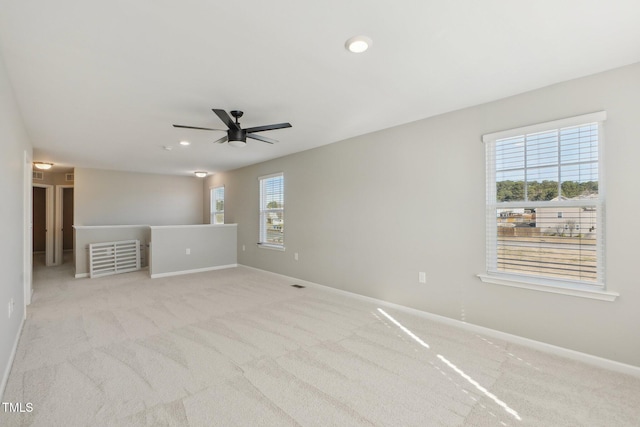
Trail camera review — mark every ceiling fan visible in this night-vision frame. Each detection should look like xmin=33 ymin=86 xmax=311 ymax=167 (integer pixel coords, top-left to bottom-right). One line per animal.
xmin=173 ymin=109 xmax=292 ymax=147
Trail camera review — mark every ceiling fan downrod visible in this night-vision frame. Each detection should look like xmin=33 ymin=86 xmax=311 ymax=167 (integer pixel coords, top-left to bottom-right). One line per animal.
xmin=230 ymin=110 xmax=243 ymax=125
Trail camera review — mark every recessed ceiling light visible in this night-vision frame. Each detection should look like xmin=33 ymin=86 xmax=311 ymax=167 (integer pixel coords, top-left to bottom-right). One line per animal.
xmin=33 ymin=162 xmax=53 ymax=170
xmin=179 ymin=140 xmax=190 ymax=146
xmin=163 ymin=146 xmax=173 ymax=151
xmin=345 ymin=35 xmax=372 ymax=53
xmin=194 ymin=171 xmax=207 ymax=178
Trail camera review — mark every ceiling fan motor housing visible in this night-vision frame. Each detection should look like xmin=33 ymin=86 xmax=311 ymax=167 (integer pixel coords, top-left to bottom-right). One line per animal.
xmin=228 ymin=128 xmax=247 ymax=142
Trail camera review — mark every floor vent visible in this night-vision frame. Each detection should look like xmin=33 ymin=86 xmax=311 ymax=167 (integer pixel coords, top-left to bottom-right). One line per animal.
xmin=89 ymin=240 xmax=141 ymax=278
xmin=291 ymin=284 xmax=305 ymax=288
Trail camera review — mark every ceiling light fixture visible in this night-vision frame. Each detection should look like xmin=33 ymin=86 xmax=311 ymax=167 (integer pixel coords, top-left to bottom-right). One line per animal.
xmin=179 ymin=140 xmax=190 ymax=146
xmin=227 ymin=128 xmax=247 ymax=148
xmin=345 ymin=35 xmax=372 ymax=53
xmin=34 ymin=162 xmax=53 ymax=170
xmin=194 ymin=171 xmax=207 ymax=178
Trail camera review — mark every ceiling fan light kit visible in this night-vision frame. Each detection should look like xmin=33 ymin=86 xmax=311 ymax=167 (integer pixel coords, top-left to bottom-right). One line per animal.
xmin=228 ymin=139 xmax=247 ymax=148
xmin=173 ymin=108 xmax=292 ymax=147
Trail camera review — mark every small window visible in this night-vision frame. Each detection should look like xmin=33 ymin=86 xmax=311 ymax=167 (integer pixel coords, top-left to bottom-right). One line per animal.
xmin=259 ymin=173 xmax=284 ymax=249
xmin=211 ymin=186 xmax=224 ymax=224
xmin=483 ymin=112 xmax=605 ymax=290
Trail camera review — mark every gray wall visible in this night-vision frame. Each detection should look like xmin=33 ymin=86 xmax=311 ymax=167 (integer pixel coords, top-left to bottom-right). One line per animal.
xmin=33 ymin=170 xmax=73 ymax=186
xmin=73 ymin=168 xmax=206 ymax=275
xmin=149 ymin=224 xmax=237 ymax=277
xmin=74 ymin=226 xmax=151 ymax=277
xmin=74 ymin=167 xmax=204 ymax=226
xmin=206 ymin=62 xmax=640 ymax=367
xmin=0 ymin=49 xmax=31 ymax=396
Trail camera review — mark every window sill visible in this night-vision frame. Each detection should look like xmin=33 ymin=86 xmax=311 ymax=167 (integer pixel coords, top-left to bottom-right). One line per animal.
xmin=477 ymin=273 xmax=619 ymax=302
xmin=257 ymin=243 xmax=285 ymax=252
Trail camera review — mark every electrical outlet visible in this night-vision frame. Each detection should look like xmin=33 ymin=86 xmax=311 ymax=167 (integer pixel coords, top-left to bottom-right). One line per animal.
xmin=185 ymin=248 xmax=191 ymax=255
xmin=419 ymin=272 xmax=426 ymax=283
xmin=294 ymin=252 xmax=299 ymax=261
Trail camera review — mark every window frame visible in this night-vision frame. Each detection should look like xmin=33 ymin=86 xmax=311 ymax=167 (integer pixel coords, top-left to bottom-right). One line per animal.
xmin=258 ymin=172 xmax=285 ymax=251
xmin=210 ymin=186 xmax=225 ymax=224
xmin=479 ymin=111 xmax=618 ymax=301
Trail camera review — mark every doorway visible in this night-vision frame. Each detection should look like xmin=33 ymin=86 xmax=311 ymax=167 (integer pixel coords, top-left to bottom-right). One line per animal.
xmin=32 ymin=187 xmax=46 ymax=256
xmin=32 ymin=184 xmax=54 ymax=266
xmin=55 ymin=185 xmax=74 ymax=265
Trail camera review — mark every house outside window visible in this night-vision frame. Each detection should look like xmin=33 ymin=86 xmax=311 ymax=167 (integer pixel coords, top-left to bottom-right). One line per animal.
xmin=259 ymin=173 xmax=284 ymax=249
xmin=482 ymin=112 xmax=606 ymax=292
xmin=211 ymin=186 xmax=224 ymax=224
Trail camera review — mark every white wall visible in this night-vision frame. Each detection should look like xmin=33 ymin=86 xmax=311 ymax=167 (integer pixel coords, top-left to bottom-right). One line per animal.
xmin=74 ymin=168 xmax=204 ymax=226
xmin=0 ymin=48 xmax=32 ymax=396
xmin=207 ymin=62 xmax=640 ymax=367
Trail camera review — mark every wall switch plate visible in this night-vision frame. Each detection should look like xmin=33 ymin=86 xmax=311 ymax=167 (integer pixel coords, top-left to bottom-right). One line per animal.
xmin=185 ymin=248 xmax=191 ymax=255
xmin=294 ymin=252 xmax=299 ymax=261
xmin=242 ymin=245 xmax=246 ymax=251
xmin=419 ymin=272 xmax=426 ymax=283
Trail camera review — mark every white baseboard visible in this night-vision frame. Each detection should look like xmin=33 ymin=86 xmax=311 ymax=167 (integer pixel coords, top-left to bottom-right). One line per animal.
xmin=150 ymin=263 xmax=237 ymax=279
xmin=1 ymin=315 xmax=25 ymax=400
xmin=239 ymin=264 xmax=640 ymax=378
xmin=75 ymin=266 xmax=147 ymax=279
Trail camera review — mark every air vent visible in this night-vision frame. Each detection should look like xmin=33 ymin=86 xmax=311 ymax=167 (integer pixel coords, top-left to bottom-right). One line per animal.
xmin=65 ymin=173 xmax=74 ymax=182
xmin=32 ymin=171 xmax=43 ymax=180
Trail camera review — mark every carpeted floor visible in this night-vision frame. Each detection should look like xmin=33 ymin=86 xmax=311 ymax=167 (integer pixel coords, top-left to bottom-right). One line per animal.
xmin=2 ymin=257 xmax=640 ymax=426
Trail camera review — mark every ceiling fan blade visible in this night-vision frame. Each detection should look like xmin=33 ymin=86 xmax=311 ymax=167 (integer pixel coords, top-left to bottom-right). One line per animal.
xmin=173 ymin=124 xmax=225 ymax=131
xmin=247 ymin=133 xmax=277 ymax=144
xmin=212 ymin=109 xmax=239 ymax=130
xmin=245 ymin=122 xmax=292 ymax=133
xmin=213 ymin=135 xmax=228 ymax=144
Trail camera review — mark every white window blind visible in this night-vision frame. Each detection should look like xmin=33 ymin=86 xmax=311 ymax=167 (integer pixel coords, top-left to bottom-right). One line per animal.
xmin=259 ymin=173 xmax=284 ymax=248
xmin=484 ymin=112 xmax=605 ymax=288
xmin=211 ymin=186 xmax=224 ymax=224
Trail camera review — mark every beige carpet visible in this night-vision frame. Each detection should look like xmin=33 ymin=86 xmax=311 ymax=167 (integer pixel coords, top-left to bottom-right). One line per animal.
xmin=2 ymin=258 xmax=640 ymax=426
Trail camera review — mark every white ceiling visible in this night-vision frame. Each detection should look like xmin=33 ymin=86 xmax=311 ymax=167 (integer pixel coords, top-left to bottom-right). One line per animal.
xmin=1 ymin=1 xmax=639 ymax=176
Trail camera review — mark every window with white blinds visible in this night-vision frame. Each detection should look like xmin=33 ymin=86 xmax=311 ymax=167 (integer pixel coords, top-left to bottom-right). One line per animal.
xmin=211 ymin=186 xmax=224 ymax=224
xmin=259 ymin=173 xmax=284 ymax=249
xmin=483 ymin=112 xmax=606 ymax=289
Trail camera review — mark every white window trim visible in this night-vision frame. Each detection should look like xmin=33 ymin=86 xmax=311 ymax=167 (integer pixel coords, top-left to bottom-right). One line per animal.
xmin=480 ymin=111 xmax=617 ymax=301
xmin=477 ymin=273 xmax=618 ymax=302
xmin=257 ymin=243 xmax=286 ymax=251
xmin=258 ymin=172 xmax=285 ymax=250
xmin=210 ymin=186 xmax=225 ymax=225
xmin=482 ymin=111 xmax=607 ymax=143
